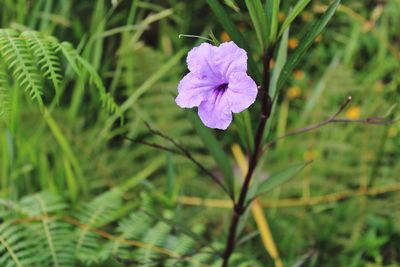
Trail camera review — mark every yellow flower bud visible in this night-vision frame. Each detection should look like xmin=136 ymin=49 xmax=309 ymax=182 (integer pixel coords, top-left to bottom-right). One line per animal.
xmin=287 ymin=86 xmax=301 ymax=99
xmin=346 ymin=106 xmax=361 ymax=119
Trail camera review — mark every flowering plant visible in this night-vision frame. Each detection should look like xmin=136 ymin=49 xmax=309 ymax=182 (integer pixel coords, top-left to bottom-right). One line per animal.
xmin=130 ymin=0 xmax=397 ymax=266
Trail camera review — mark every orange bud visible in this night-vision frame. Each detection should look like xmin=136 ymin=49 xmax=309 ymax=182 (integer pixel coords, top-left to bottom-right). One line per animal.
xmin=220 ymin=31 xmax=231 ymax=42
xmin=293 ymin=70 xmax=305 ymax=80
xmin=288 ymin=38 xmax=299 ymax=49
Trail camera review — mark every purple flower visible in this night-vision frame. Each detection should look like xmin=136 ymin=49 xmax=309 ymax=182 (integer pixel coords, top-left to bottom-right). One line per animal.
xmin=175 ymin=41 xmax=258 ymax=130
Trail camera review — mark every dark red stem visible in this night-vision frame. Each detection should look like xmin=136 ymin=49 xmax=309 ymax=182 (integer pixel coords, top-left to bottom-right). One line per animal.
xmin=221 ymin=46 xmax=274 ymax=267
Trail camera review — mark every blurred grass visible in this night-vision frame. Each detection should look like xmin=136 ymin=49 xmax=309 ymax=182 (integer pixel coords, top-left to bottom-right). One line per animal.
xmin=0 ymin=0 xmax=399 ymax=266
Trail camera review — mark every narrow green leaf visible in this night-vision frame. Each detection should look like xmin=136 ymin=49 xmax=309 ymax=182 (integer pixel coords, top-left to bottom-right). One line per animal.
xmin=223 ymin=0 xmax=240 ymax=12
xmin=266 ymin=0 xmax=280 ymax=42
xmin=269 ymin=26 xmax=289 ymax=100
xmin=43 ymin=110 xmax=87 ymax=194
xmin=234 ymin=111 xmax=254 ymax=153
xmin=279 ymin=0 xmax=312 ymax=37
xmin=300 ymin=56 xmax=340 ymax=123
xmin=252 ymin=161 xmax=312 ymax=200
xmin=264 ymin=26 xmax=289 ymax=142
xmin=245 ymin=0 xmax=268 ymax=49
xmin=206 ymin=0 xmax=261 ymax=83
xmin=277 ymin=0 xmax=341 ymax=91
xmin=242 ymin=110 xmax=254 ymax=152
xmin=187 ymin=111 xmax=234 ymax=197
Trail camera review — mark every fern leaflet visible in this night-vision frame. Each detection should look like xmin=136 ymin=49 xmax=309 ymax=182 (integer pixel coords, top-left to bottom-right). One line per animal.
xmin=0 ymin=29 xmax=43 ymax=107
xmin=22 ymin=31 xmax=62 ymax=98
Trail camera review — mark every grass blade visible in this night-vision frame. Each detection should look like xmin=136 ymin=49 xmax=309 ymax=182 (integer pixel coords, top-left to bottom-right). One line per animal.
xmin=264 ymin=26 xmax=289 ymax=142
xmin=245 ymin=0 xmax=268 ymax=49
xmin=277 ymin=0 xmax=341 ymax=91
xmin=252 ymin=161 xmax=312 ymax=200
xmin=43 ymin=109 xmax=86 ymax=194
xmin=279 ymin=0 xmax=312 ymax=37
xmin=266 ymin=0 xmax=280 ymax=42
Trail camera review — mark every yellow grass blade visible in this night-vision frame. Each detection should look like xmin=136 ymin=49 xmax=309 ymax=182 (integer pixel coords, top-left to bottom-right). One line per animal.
xmin=177 ymin=182 xmax=400 ymax=209
xmin=231 ymin=144 xmax=283 ymax=267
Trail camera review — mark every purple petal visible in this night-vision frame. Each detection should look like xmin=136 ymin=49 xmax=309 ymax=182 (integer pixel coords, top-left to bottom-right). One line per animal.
xmin=214 ymin=42 xmax=247 ymax=78
xmin=226 ymin=72 xmax=258 ymax=113
xmin=175 ymin=73 xmax=215 ymax=108
xmin=186 ymin=43 xmax=219 ymax=80
xmin=198 ymin=91 xmax=232 ymax=130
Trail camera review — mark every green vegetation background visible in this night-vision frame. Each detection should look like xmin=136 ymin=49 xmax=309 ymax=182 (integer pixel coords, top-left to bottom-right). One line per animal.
xmin=0 ymin=0 xmax=399 ymax=266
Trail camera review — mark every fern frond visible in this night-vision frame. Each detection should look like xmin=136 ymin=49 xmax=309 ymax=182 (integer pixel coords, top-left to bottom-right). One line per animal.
xmin=109 ymin=212 xmax=153 ymax=260
xmin=75 ymin=189 xmax=122 ymax=265
xmin=75 ymin=54 xmax=120 ymax=114
xmin=112 ymin=211 xmax=206 ymax=266
xmin=102 ymin=92 xmax=120 ymax=114
xmin=21 ymin=31 xmax=62 ymax=98
xmin=0 ymin=29 xmax=43 ymax=107
xmin=59 ymin=41 xmax=119 ymax=114
xmin=20 ymin=192 xmax=75 ymax=267
xmin=20 ymin=191 xmax=67 ymax=216
xmin=137 ymin=220 xmax=172 ymax=263
xmin=0 ymin=223 xmax=41 ymax=267
xmin=0 ymin=29 xmax=119 ymax=114
xmin=0 ymin=60 xmax=10 ymax=120
xmin=58 ymin=42 xmax=80 ymax=75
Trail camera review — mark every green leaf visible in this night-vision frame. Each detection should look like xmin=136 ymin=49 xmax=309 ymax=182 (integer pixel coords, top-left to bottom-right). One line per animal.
xmin=279 ymin=0 xmax=312 ymax=37
xmin=265 ymin=0 xmax=280 ymax=42
xmin=269 ymin=26 xmax=289 ymax=101
xmin=236 ymin=110 xmax=254 ymax=152
xmin=75 ymin=55 xmax=119 ymax=114
xmin=43 ymin=110 xmax=86 ymax=194
xmin=206 ymin=0 xmax=261 ymax=83
xmin=277 ymin=0 xmax=341 ymax=91
xmin=223 ymin=0 xmax=240 ymax=12
xmin=22 ymin=31 xmax=62 ymax=98
xmin=187 ymin=111 xmax=234 ymax=197
xmin=251 ymin=161 xmax=311 ymax=201
xmin=245 ymin=0 xmax=268 ymax=49
xmin=264 ymin=26 xmax=289 ymax=142
xmin=0 ymin=29 xmax=44 ymax=108
xmin=0 ymin=61 xmax=10 ymax=121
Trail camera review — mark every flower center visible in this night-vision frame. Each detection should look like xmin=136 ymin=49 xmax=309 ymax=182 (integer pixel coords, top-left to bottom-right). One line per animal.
xmin=216 ymin=83 xmax=228 ymax=92
xmin=210 ymin=83 xmax=229 ymax=105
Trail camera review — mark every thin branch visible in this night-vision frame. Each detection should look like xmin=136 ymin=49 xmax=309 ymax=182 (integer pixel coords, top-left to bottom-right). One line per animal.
xmin=331 ymin=95 xmax=353 ymax=118
xmin=125 ymin=123 xmax=233 ymax=200
xmin=329 ymin=117 xmax=399 ymax=125
xmin=123 ymin=136 xmax=182 ymax=155
xmin=221 ymin=45 xmax=275 ymax=267
xmin=264 ymin=96 xmax=398 ymax=150
xmin=143 ymin=121 xmax=192 ymax=154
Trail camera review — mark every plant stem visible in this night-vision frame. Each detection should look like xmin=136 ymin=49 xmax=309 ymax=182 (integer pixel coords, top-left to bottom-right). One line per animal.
xmin=221 ymin=47 xmax=273 ymax=267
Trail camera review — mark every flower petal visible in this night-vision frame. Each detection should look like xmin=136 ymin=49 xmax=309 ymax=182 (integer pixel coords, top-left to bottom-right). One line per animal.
xmin=175 ymin=73 xmax=215 ymax=108
xmin=187 ymin=43 xmax=220 ymax=80
xmin=226 ymin=72 xmax=258 ymax=113
xmin=214 ymin=41 xmax=247 ymax=78
xmin=198 ymin=91 xmax=232 ymax=130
